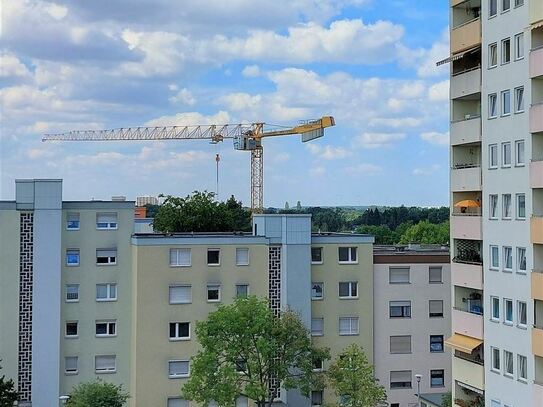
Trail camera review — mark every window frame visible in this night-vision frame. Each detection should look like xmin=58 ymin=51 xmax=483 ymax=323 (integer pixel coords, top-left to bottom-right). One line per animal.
xmin=96 ymin=248 xmax=117 ymax=266
xmin=514 ymin=86 xmax=525 ymax=114
xmin=235 ymin=247 xmax=250 ymax=266
xmin=338 ymin=316 xmax=359 ymax=336
xmin=168 ymin=360 xmax=190 ymax=379
xmin=515 ymin=139 xmax=525 ymax=166
xmin=491 ymin=296 xmax=500 ymax=321
xmin=503 ymin=246 xmax=513 ymax=271
xmin=235 ymin=284 xmax=249 ymax=298
xmin=501 ymin=142 xmax=512 ymax=167
xmin=517 ymin=300 xmax=527 ymax=328
xmin=311 ymin=282 xmax=324 ymax=300
xmin=96 ymin=283 xmax=117 ymax=302
xmin=502 ymin=0 xmax=511 ymax=12
xmin=514 ymin=0 xmax=523 ymax=6
xmin=490 ymin=194 xmax=498 ymax=219
xmin=311 ymin=317 xmax=324 ymax=336
xmin=390 ymin=370 xmax=412 ymax=389
xmin=66 ymin=284 xmax=80 ymax=302
xmin=311 ymin=247 xmax=323 ymax=264
xmin=514 ymin=33 xmax=524 ymax=60
xmin=489 ymin=144 xmax=498 ymax=168
xmin=488 ymin=93 xmax=498 ymax=118
xmin=430 ymin=369 xmax=445 ymax=388
xmin=501 ymin=38 xmax=511 ymax=65
xmin=169 ymin=322 xmax=191 ymax=341
xmin=95 ymin=320 xmax=117 ymax=338
xmin=504 ymin=350 xmax=514 ymax=377
xmin=338 ymin=246 xmax=358 ymax=264
xmin=429 ymin=266 xmax=443 ymax=284
xmin=502 ymin=194 xmax=512 ymax=219
xmin=504 ymin=298 xmax=514 ymax=325
xmin=389 ymin=266 xmax=410 ymax=284
xmin=170 ymin=248 xmax=191 ymax=267
xmin=207 ymin=248 xmax=221 ymax=266
xmin=65 ymin=356 xmax=78 ymax=375
xmin=389 ymin=301 xmax=412 ymax=319
xmin=95 ymin=355 xmax=116 ymax=374
xmin=490 ymin=245 xmax=500 ymax=269
xmin=516 ymin=193 xmax=526 ymax=219
xmin=66 ymin=249 xmax=80 ymax=267
xmin=206 ymin=284 xmax=221 ymax=302
xmin=517 ymin=354 xmax=527 ymax=382
xmin=491 ymin=347 xmax=501 ymax=372
xmin=65 ymin=321 xmax=79 ymax=338
xmin=96 ymin=212 xmax=118 ymax=230
xmin=389 ymin=335 xmax=412 ymax=354
xmin=66 ymin=212 xmax=80 ymax=230
xmin=169 ymin=285 xmax=192 ymax=304
xmin=517 ymin=247 xmax=527 ymax=273
xmin=338 ymin=281 xmax=358 ymax=299
xmin=430 ymin=335 xmax=444 ymax=353
xmin=489 ymin=0 xmax=498 ymax=17
xmin=429 ymin=300 xmax=444 ymax=318
xmin=488 ymin=43 xmax=498 ymax=68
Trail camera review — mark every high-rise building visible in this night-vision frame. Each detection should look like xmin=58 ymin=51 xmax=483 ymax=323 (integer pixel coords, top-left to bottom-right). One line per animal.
xmin=445 ymin=0 xmax=543 ymax=405
xmin=136 ymin=196 xmax=159 ymax=207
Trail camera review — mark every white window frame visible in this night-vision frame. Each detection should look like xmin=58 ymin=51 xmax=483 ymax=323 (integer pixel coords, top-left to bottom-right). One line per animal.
xmin=502 ymin=0 xmax=511 ymax=12
xmin=489 ymin=144 xmax=498 ymax=168
xmin=66 ymin=249 xmax=80 ymax=267
xmin=66 ymin=212 xmax=80 ymax=230
xmin=338 ymin=247 xmax=357 ymax=264
xmin=504 ymin=350 xmax=514 ymax=377
xmin=489 ymin=0 xmax=498 ymax=17
xmin=311 ymin=282 xmax=324 ymax=300
xmin=515 ymin=139 xmax=525 ymax=166
xmin=514 ymin=87 xmax=525 ymax=113
xmin=490 ymin=245 xmax=500 ymax=269
xmin=516 ymin=193 xmax=526 ymax=219
xmin=429 ymin=266 xmax=443 ymax=283
xmin=491 ymin=347 xmax=501 ymax=372
xmin=430 ymin=369 xmax=445 ymax=388
xmin=489 ymin=43 xmax=498 ymax=68
xmin=311 ymin=390 xmax=323 ymax=406
xmin=65 ymin=356 xmax=78 ymax=375
xmin=96 ymin=249 xmax=117 ymax=265
xmin=501 ymin=142 xmax=512 ymax=167
xmin=389 ymin=301 xmax=412 ymax=318
xmin=96 ymin=212 xmax=118 ymax=230
xmin=65 ymin=321 xmax=78 ymax=338
xmin=66 ymin=284 xmax=80 ymax=302
xmin=501 ymin=38 xmax=511 ymax=65
xmin=338 ymin=281 xmax=358 ymax=299
xmin=311 ymin=247 xmax=323 ymax=264
xmin=170 ymin=248 xmax=191 ymax=267
xmin=206 ymin=284 xmax=221 ymax=302
xmin=429 ymin=300 xmax=444 ymax=318
xmin=170 ymin=322 xmax=190 ymax=341
xmin=207 ymin=248 xmax=221 ymax=266
xmin=311 ymin=317 xmax=324 ymax=336
xmin=96 ymin=283 xmax=117 ymax=302
xmin=390 ymin=335 xmax=412 ymax=354
xmin=235 ymin=247 xmax=249 ymax=266
xmin=168 ymin=360 xmax=190 ymax=379
xmin=430 ymin=335 xmax=444 ymax=353
xmin=517 ymin=247 xmax=527 ymax=273
xmin=504 ymin=298 xmax=514 ymax=325
xmin=514 ymin=0 xmax=523 ymax=6
xmin=235 ymin=284 xmax=249 ymax=298
xmin=95 ymin=355 xmax=116 ymax=373
xmin=517 ymin=354 xmax=527 ymax=382
xmin=517 ymin=300 xmax=527 ymax=328
xmin=514 ymin=33 xmax=524 ymax=60
xmin=489 ymin=93 xmax=498 ymax=118
xmin=503 ymin=246 xmax=513 ymax=271
xmin=491 ymin=296 xmax=500 ymax=321
xmin=95 ymin=320 xmax=117 ymax=338
xmin=490 ymin=194 xmax=498 ymax=219
xmin=169 ymin=285 xmax=192 ymax=304
xmin=338 ymin=316 xmax=359 ymax=336
xmin=389 ymin=267 xmax=410 ymax=284
xmin=502 ymin=194 xmax=512 ymax=219
xmin=502 ymin=90 xmax=511 ymax=116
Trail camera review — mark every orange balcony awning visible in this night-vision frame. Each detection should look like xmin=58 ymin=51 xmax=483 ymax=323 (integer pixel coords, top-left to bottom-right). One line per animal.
xmin=437 ymin=46 xmax=481 ymax=66
xmin=445 ymin=333 xmax=483 ymax=353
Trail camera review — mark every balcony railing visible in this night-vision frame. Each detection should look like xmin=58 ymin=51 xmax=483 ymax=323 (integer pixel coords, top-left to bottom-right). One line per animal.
xmin=450 ymin=115 xmax=481 ymax=146
xmin=451 ymin=67 xmax=481 ymax=100
xmin=532 ymin=271 xmax=543 ymax=301
xmin=452 ymin=259 xmax=483 ymax=290
xmin=531 ymin=46 xmax=543 ymax=79
xmin=532 ymin=102 xmax=543 ymax=134
xmin=451 ymin=212 xmax=482 ymax=240
xmin=451 ymin=18 xmax=481 ymax=54
xmin=531 ymin=216 xmax=543 ymax=244
xmin=452 ymin=354 xmax=485 ymax=391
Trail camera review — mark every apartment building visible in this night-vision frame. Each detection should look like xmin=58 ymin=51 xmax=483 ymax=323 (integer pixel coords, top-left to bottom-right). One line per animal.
xmin=444 ymin=0 xmax=543 ymax=405
xmin=373 ymin=245 xmax=451 ymax=407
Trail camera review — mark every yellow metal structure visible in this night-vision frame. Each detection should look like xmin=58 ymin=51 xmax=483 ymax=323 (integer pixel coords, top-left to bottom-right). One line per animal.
xmin=42 ymin=116 xmax=335 ymax=213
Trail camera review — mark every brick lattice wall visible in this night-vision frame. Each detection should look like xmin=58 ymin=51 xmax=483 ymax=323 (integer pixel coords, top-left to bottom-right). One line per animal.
xmin=268 ymin=246 xmax=281 ymax=399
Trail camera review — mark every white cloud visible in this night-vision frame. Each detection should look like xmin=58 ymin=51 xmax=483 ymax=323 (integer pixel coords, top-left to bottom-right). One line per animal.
xmin=169 ymin=88 xmax=196 ymax=106
xmin=310 ymin=166 xmax=326 ymax=176
xmin=413 ymin=164 xmax=441 ymax=176
xmin=344 ymin=163 xmax=382 ymax=175
xmin=145 ymin=111 xmax=231 ymax=127
xmin=420 ymin=131 xmax=449 ymax=146
xmin=428 ymin=80 xmax=449 ymax=102
xmin=306 ymin=144 xmax=351 ymax=160
xmin=399 ymin=29 xmax=450 ymax=78
xmin=0 ymin=52 xmax=31 ymax=78
xmin=353 ymin=133 xmax=406 ymax=149
xmin=242 ymin=65 xmax=261 ymax=77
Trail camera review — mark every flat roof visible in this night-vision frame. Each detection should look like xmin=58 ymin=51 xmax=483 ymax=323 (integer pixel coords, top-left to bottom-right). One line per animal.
xmin=63 ymin=201 xmax=135 ymax=209
xmin=373 ymin=245 xmax=449 ymax=255
xmin=420 ymin=392 xmax=447 ymax=406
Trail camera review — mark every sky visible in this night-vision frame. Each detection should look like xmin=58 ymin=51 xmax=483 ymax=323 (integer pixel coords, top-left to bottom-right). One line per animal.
xmin=0 ymin=0 xmax=451 ymax=207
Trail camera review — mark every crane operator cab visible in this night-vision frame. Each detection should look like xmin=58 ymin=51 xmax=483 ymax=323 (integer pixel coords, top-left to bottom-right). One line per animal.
xmin=233 ymin=132 xmax=259 ymax=151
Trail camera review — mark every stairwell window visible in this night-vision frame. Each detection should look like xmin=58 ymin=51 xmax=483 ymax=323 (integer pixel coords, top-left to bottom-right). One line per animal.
xmin=489 ymin=94 xmax=498 ymax=118
xmin=311 ymin=391 xmax=323 ymax=406
xmin=489 ymin=43 xmax=498 ymax=68
xmin=338 ymin=247 xmax=357 ymax=264
xmin=96 ymin=213 xmax=117 ymax=230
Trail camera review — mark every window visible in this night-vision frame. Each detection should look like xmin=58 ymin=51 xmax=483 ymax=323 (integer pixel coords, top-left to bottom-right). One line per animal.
xmin=95 ymin=321 xmax=116 ymax=337
xmin=489 ymin=144 xmax=498 ymax=168
xmin=516 ymin=192 xmax=526 ymax=217
xmin=170 ymin=322 xmax=190 ymax=340
xmin=490 ymin=195 xmax=498 ymax=218
xmin=66 ymin=212 xmax=80 ymax=230
xmin=339 ymin=282 xmax=358 ymax=299
xmin=503 ymin=246 xmax=513 ymax=270
xmin=236 ymin=248 xmax=249 ymax=266
xmin=311 ymin=282 xmax=324 ymax=300
xmin=95 ymin=355 xmax=116 ymax=373
xmin=504 ymin=350 xmax=514 ymax=376
xmin=502 ymin=90 xmax=511 ymax=115
xmin=501 ymin=38 xmax=511 ymax=64
xmin=502 ymin=142 xmax=511 ymax=166
xmin=207 ymin=249 xmax=220 ymax=265
xmin=66 ymin=249 xmax=80 ymax=266
xmin=491 ymin=245 xmax=500 ymax=269
xmin=504 ymin=298 xmax=514 ymax=324
xmin=311 ymin=247 xmax=323 ymax=263
xmin=170 ymin=248 xmax=191 ymax=267
xmin=502 ymin=194 xmax=512 ymax=218
xmin=517 ymin=301 xmax=527 ymax=327
xmin=338 ymin=247 xmax=357 ymax=263
xmin=390 ymin=301 xmax=411 ymax=318
xmin=492 ymin=347 xmax=501 ymax=371
xmin=169 ymin=360 xmax=190 ymax=378
xmin=389 ymin=267 xmax=410 ymax=284
xmin=167 ymin=399 xmax=190 ymax=407
xmin=390 ymin=370 xmax=412 ymax=389
xmin=517 ymin=247 xmax=527 ymax=272
xmin=313 ymin=357 xmax=323 ymax=371
xmin=96 ymin=212 xmax=117 ymax=229
xmin=429 ymin=300 xmax=444 ymax=318
xmin=96 ymin=283 xmax=117 ymax=301
xmin=311 ymin=391 xmax=323 ymax=406
xmin=491 ymin=296 xmax=500 ymax=321
xmin=515 ymin=140 xmax=525 ymax=165
xmin=66 ymin=321 xmax=78 ymax=337
xmin=502 ymin=0 xmax=511 ymax=11
xmin=96 ymin=249 xmax=117 ymax=265
xmin=66 ymin=284 xmax=79 ymax=302
xmin=65 ymin=356 xmax=78 ymax=375
xmin=514 ymin=0 xmax=523 ymax=6
xmin=430 ymin=335 xmax=444 ymax=352
xmin=489 ymin=94 xmax=498 ymax=118
xmin=236 ymin=284 xmax=249 ymax=298
xmin=311 ymin=318 xmax=324 ymax=336
xmin=518 ymin=354 xmax=527 ymax=381
xmin=169 ymin=285 xmax=191 ymax=304
xmin=339 ymin=317 xmax=359 ymax=335
xmin=207 ymin=284 xmax=221 ymax=302
xmin=429 ymin=266 xmax=443 ymax=283
xmin=430 ymin=369 xmax=445 ymax=388
xmin=514 ymin=33 xmax=524 ymax=60
xmin=489 ymin=43 xmax=498 ymax=67
xmin=490 ymin=0 xmax=498 ymax=16
xmin=390 ymin=335 xmax=411 ymax=354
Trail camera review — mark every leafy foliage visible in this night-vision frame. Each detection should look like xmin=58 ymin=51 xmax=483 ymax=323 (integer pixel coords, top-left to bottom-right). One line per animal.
xmin=0 ymin=361 xmax=18 ymax=407
xmin=67 ymin=379 xmax=129 ymax=407
xmin=326 ymin=344 xmax=387 ymax=407
xmin=442 ymin=392 xmax=452 ymax=407
xmin=152 ymin=192 xmax=251 ymax=233
xmin=182 ymin=296 xmax=329 ymax=407
xmin=398 ymin=220 xmax=449 ymax=245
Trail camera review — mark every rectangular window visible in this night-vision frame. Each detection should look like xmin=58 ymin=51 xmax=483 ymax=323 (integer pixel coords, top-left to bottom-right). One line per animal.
xmin=501 ymin=38 xmax=511 ymax=64
xmin=502 ymin=194 xmax=512 ymax=218
xmin=503 ymin=246 xmax=513 ymax=270
xmin=501 ymin=90 xmax=511 ymax=115
xmin=207 ymin=249 xmax=220 ymax=265
xmin=311 ymin=282 xmax=324 ymax=300
xmin=95 ymin=355 xmax=116 ymax=373
xmin=390 ymin=335 xmax=411 ymax=354
xmin=96 ymin=283 xmax=117 ymax=301
xmin=430 ymin=369 xmax=445 ymax=388
xmin=390 ymin=370 xmax=412 ymax=389
xmin=169 ymin=360 xmax=190 ymax=378
xmin=96 ymin=249 xmax=117 ymax=265
xmin=429 ymin=266 xmax=443 ymax=283
xmin=492 ymin=347 xmax=501 ymax=371
xmin=514 ymin=0 xmax=523 ymax=6
xmin=517 ymin=300 xmax=527 ymax=327
xmin=514 ymin=33 xmax=524 ymax=60
xmin=491 ymin=245 xmax=500 ymax=269
xmin=96 ymin=212 xmax=118 ymax=229
xmin=430 ymin=335 xmax=444 ymax=352
xmin=516 ymin=194 xmax=526 ymax=220
xmin=66 ymin=284 xmax=79 ymax=302
xmin=338 ymin=247 xmax=357 ymax=263
xmin=236 ymin=284 xmax=249 ymax=298
xmin=390 ymin=301 xmax=411 ymax=318
xmin=169 ymin=322 xmax=190 ymax=340
xmin=311 ymin=318 xmax=324 ymax=336
xmin=170 ymin=248 xmax=191 ymax=267
xmin=313 ymin=357 xmax=323 ymax=371
xmin=311 ymin=391 xmax=323 ymax=406
xmin=65 ymin=356 xmax=78 ymax=375
xmin=502 ymin=0 xmax=511 ymax=11
xmin=235 ymin=248 xmax=249 ymax=266
xmin=490 ymin=0 xmax=498 ymax=16
xmin=338 ymin=281 xmax=358 ymax=299
xmin=491 ymin=296 xmax=500 ymax=321
xmin=207 ymin=284 xmax=221 ymax=302
xmin=95 ymin=321 xmax=117 ymax=337
xmin=517 ymin=247 xmax=527 ymax=272
xmin=489 ymin=144 xmax=498 ymax=168
xmin=489 ymin=43 xmax=498 ymax=67
xmin=66 ymin=321 xmax=78 ymax=337
xmin=489 ymin=94 xmax=498 ymax=118
xmin=66 ymin=249 xmax=80 ymax=266
xmin=339 ymin=317 xmax=359 ymax=335
xmin=490 ymin=195 xmax=498 ymax=218
xmin=429 ymin=300 xmax=444 ymax=318
xmin=504 ymin=350 xmax=514 ymax=376
xmin=504 ymin=298 xmax=514 ymax=324
xmin=311 ymin=247 xmax=323 ymax=263
xmin=518 ymin=354 xmax=527 ymax=381
xmin=169 ymin=285 xmax=191 ymax=304
xmin=389 ymin=267 xmax=410 ymax=284
xmin=66 ymin=212 xmax=80 ymax=230
xmin=502 ymin=142 xmax=512 ymax=166
xmin=515 ymin=140 xmax=525 ymax=166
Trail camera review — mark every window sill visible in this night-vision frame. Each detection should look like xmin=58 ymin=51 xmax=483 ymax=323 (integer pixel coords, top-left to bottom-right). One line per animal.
xmin=96 ymin=263 xmax=117 ymax=266
xmin=429 ymin=281 xmax=443 ymax=284
xmin=389 ymin=282 xmax=411 ymax=285
xmin=207 ymin=264 xmax=221 ymax=267
xmin=339 ymin=333 xmax=359 ymax=336
xmin=488 ymin=14 xmax=497 ymax=19
xmin=169 ymin=375 xmax=189 ymax=379
xmin=96 ymin=370 xmax=117 ymax=375
xmin=516 ymin=324 xmax=528 ymax=330
xmin=514 ymin=110 xmax=525 ymax=114
xmin=518 ymin=378 xmax=528 ymax=384
xmin=488 ymin=116 xmax=498 ymax=120
xmin=516 ymin=270 xmax=527 ymax=275
xmin=65 ymin=336 xmax=79 ymax=339
xmin=504 ymin=321 xmax=514 ymax=326
xmin=311 ymin=261 xmax=323 ymax=265
xmin=96 ymin=298 xmax=117 ymax=302
xmin=236 ymin=263 xmax=250 ymax=267
xmin=339 ymin=297 xmax=359 ymax=300
xmin=170 ymin=338 xmax=191 ymax=342
xmin=490 ymin=369 xmax=501 ymax=375
xmin=66 ymin=264 xmax=80 ymax=267
xmin=504 ymin=373 xmax=514 ymax=379
xmin=96 ymin=228 xmax=118 ymax=231
xmin=66 ymin=228 xmax=80 ymax=231
xmin=65 ymin=300 xmax=79 ymax=303
xmin=170 ymin=265 xmax=191 ymax=268
xmin=490 ymin=318 xmax=500 ymax=323
xmin=311 ymin=298 xmax=323 ymax=301
xmin=170 ymin=301 xmax=192 ymax=305
xmin=501 ymin=8 xmax=511 ymax=14
xmin=502 ymin=269 xmax=513 ymax=273
xmin=488 ymin=65 xmax=497 ymax=70
xmin=311 ymin=333 xmax=324 ymax=337
xmin=430 ymin=350 xmax=445 ymax=353
xmin=65 ymin=371 xmax=78 ymax=376
xmin=338 ymin=261 xmax=358 ymax=265
xmin=207 ymin=300 xmax=221 ymax=303
xmin=96 ymin=335 xmax=117 ymax=338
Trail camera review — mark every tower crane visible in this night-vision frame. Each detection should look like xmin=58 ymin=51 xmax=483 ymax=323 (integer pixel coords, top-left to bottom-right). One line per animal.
xmin=42 ymin=116 xmax=335 ymax=213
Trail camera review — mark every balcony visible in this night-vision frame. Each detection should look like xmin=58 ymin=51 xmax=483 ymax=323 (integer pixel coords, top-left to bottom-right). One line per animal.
xmin=533 ymin=271 xmax=543 ymax=301
xmin=451 ymin=68 xmax=481 ymax=100
xmin=532 ymin=103 xmax=543 ymax=134
xmin=531 ymin=47 xmax=543 ymax=79
xmin=452 ymin=355 xmax=484 ymax=391
xmin=535 ymin=381 xmax=543 ymax=407
xmin=451 ymin=18 xmax=481 ymax=54
xmin=451 ymin=0 xmax=467 ymax=6
xmin=531 ymin=160 xmax=543 ymax=188
xmin=531 ymin=0 xmax=543 ymax=25
xmin=451 ymin=214 xmax=482 ymax=241
xmin=451 ymin=116 xmax=481 ymax=146
xmin=534 ymin=326 xmax=543 ymax=358
xmin=453 ymin=308 xmax=483 ymax=340
xmin=452 ymin=260 xmax=483 ymax=290
xmin=532 ymin=216 xmax=543 ymax=244
xmin=451 ymin=165 xmax=481 ymax=192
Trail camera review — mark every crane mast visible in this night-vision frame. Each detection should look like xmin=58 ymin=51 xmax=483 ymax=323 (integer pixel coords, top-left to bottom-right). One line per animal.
xmin=42 ymin=116 xmax=335 ymax=213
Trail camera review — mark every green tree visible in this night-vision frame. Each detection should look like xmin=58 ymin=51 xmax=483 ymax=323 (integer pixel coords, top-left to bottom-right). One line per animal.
xmin=0 ymin=361 xmax=18 ymax=407
xmin=399 ymin=220 xmax=450 ymax=245
xmin=355 ymin=225 xmax=398 ymax=245
xmin=326 ymin=344 xmax=386 ymax=407
xmin=67 ymin=379 xmax=129 ymax=407
xmin=442 ymin=392 xmax=452 ymax=407
xmin=182 ymin=296 xmax=329 ymax=407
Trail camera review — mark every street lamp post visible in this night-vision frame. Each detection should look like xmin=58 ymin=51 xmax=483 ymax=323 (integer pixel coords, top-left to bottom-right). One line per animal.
xmin=415 ymin=374 xmax=422 ymax=407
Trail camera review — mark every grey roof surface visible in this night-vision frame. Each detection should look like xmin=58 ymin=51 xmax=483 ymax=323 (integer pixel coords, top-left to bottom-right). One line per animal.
xmin=420 ymin=392 xmax=446 ymax=406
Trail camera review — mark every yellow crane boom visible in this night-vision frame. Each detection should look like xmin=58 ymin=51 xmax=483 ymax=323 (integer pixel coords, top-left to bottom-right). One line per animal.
xmin=42 ymin=116 xmax=335 ymax=213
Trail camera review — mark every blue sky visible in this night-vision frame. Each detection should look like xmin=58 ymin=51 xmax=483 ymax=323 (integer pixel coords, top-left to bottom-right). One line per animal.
xmin=0 ymin=0 xmax=451 ymax=207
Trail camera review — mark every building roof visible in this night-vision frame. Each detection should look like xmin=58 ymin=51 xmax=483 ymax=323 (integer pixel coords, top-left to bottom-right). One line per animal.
xmin=373 ymin=244 xmax=449 ymax=264
xmin=420 ymin=392 xmax=447 ymax=406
